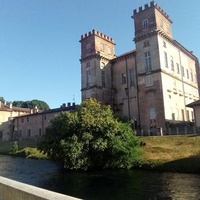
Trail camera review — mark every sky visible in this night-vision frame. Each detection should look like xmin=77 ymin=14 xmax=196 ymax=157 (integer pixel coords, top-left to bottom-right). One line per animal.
xmin=0 ymin=0 xmax=200 ymax=109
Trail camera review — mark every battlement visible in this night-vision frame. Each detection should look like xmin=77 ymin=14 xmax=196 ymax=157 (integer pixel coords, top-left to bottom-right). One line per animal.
xmin=133 ymin=1 xmax=172 ymax=23
xmin=81 ymin=29 xmax=115 ymax=43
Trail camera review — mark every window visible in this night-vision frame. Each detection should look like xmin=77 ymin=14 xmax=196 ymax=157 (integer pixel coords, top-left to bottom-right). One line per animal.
xmin=181 ymin=109 xmax=185 ymax=121
xmin=21 ymin=118 xmax=24 ymax=123
xmin=164 ymin=52 xmax=168 ymax=68
xmin=122 ymin=73 xmax=126 ymax=84
xmin=86 ymin=62 xmax=90 ymax=67
xmin=86 ymin=43 xmax=91 ymax=53
xmin=149 ymin=108 xmax=156 ymax=119
xmin=145 ymin=75 xmax=153 ymax=87
xmin=173 ymin=80 xmax=177 ymax=89
xmin=170 ymin=56 xmax=174 ymax=71
xmin=191 ymin=111 xmax=194 ymax=121
xmin=0 ymin=131 xmax=2 ymax=140
xmin=186 ymin=69 xmax=189 ymax=79
xmin=143 ymin=40 xmax=150 ymax=47
xmin=190 ymin=70 xmax=193 ymax=81
xmin=186 ymin=110 xmax=190 ymax=121
xmin=142 ymin=19 xmax=148 ymax=28
xmin=172 ymin=113 xmax=175 ymax=121
xmin=86 ymin=43 xmax=91 ymax=49
xmin=144 ymin=51 xmax=151 ymax=72
xmin=129 ymin=69 xmax=135 ymax=86
xmin=163 ymin=41 xmax=166 ymax=48
xmin=27 ymin=129 xmax=31 ymax=137
xmin=27 ymin=117 xmax=29 ymax=122
xmin=101 ymin=71 xmax=106 ymax=88
xmin=108 ymin=47 xmax=112 ymax=54
xmin=181 ymin=66 xmax=185 ymax=77
xmin=39 ymin=129 xmax=42 ymax=136
xmin=86 ymin=71 xmax=91 ymax=87
xmin=100 ymin=44 xmax=104 ymax=51
xmin=194 ymin=74 xmax=197 ymax=82
xmin=176 ymin=63 xmax=180 ymax=74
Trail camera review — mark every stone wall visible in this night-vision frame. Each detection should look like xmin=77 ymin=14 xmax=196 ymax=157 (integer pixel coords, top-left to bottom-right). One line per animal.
xmin=0 ymin=176 xmax=81 ymax=200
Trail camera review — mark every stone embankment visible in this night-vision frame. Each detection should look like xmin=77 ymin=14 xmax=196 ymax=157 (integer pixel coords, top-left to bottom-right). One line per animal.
xmin=0 ymin=176 xmax=81 ymax=200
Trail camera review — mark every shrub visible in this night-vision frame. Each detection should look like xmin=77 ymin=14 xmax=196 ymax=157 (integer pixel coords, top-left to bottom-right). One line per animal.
xmin=38 ymin=98 xmax=141 ymax=170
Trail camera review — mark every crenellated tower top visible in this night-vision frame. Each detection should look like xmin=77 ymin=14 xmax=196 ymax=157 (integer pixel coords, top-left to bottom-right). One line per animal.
xmin=80 ymin=29 xmax=115 ymax=60
xmin=133 ymin=1 xmax=172 ymax=23
xmin=81 ymin=29 xmax=115 ymax=44
xmin=132 ymin=1 xmax=173 ymax=41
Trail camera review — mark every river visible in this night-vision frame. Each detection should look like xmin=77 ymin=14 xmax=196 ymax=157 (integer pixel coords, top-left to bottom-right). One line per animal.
xmin=0 ymin=155 xmax=200 ymax=200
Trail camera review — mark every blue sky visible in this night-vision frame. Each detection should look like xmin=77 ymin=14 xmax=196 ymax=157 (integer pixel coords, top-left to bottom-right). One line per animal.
xmin=1 ymin=0 xmax=200 ymax=108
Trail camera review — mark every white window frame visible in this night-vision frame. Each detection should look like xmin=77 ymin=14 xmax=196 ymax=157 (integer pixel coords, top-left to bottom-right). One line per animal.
xmin=177 ymin=63 xmax=180 ymax=74
xmin=170 ymin=56 xmax=174 ymax=71
xmin=145 ymin=51 xmax=152 ymax=72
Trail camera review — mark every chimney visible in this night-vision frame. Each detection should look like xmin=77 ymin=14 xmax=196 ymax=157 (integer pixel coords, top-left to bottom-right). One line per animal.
xmin=9 ymin=103 xmax=12 ymax=109
xmin=62 ymin=103 xmax=66 ymax=108
xmin=34 ymin=106 xmax=38 ymax=113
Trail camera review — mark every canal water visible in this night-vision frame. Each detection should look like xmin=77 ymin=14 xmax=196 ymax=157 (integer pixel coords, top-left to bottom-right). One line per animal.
xmin=0 ymin=155 xmax=200 ymax=200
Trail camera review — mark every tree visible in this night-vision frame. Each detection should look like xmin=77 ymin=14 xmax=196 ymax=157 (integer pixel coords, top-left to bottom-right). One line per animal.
xmin=38 ymin=98 xmax=140 ymax=170
xmin=0 ymin=97 xmax=5 ymax=103
xmin=12 ymin=99 xmax=50 ymax=110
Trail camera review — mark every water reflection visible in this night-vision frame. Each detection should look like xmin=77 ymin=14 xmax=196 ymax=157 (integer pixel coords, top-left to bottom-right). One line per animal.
xmin=160 ymin=173 xmax=200 ymax=199
xmin=0 ymin=155 xmax=200 ymax=200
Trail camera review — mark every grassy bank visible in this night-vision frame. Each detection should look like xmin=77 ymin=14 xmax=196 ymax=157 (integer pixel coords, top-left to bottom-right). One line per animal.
xmin=0 ymin=140 xmax=37 ymax=154
xmin=138 ymin=135 xmax=200 ymax=173
xmin=1 ymin=135 xmax=200 ymax=173
xmin=0 ymin=140 xmax=47 ymax=159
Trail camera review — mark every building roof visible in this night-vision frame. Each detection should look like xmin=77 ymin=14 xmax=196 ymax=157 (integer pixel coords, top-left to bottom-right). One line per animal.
xmin=13 ymin=104 xmax=77 ymax=119
xmin=0 ymin=102 xmax=31 ymax=113
xmin=187 ymin=100 xmax=200 ymax=108
xmin=112 ymin=50 xmax=136 ymax=62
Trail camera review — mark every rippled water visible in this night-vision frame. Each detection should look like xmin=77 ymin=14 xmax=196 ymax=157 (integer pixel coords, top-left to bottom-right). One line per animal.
xmin=0 ymin=155 xmax=200 ymax=200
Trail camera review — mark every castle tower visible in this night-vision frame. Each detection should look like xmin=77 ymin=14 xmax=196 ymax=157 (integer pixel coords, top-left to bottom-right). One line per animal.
xmin=133 ymin=1 xmax=173 ymax=41
xmin=80 ymin=29 xmax=116 ymax=104
xmin=132 ymin=1 xmax=199 ymax=134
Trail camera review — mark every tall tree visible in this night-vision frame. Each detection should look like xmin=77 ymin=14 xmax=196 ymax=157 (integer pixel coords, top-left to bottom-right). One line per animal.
xmin=38 ymin=98 xmax=140 ymax=170
xmin=12 ymin=99 xmax=50 ymax=110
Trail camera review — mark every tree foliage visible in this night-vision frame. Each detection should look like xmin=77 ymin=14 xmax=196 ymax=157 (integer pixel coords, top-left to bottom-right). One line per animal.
xmin=0 ymin=97 xmax=5 ymax=103
xmin=38 ymin=98 xmax=140 ymax=170
xmin=12 ymin=99 xmax=50 ymax=110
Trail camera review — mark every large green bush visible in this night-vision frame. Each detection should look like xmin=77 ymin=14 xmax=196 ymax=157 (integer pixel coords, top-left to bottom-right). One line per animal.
xmin=38 ymin=98 xmax=140 ymax=170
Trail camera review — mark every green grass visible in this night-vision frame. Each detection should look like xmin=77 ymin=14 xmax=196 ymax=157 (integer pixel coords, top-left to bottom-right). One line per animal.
xmin=16 ymin=147 xmax=47 ymax=159
xmin=138 ymin=135 xmax=200 ymax=173
xmin=0 ymin=140 xmax=37 ymax=154
xmin=1 ymin=136 xmax=200 ymax=173
xmin=0 ymin=140 xmax=47 ymax=159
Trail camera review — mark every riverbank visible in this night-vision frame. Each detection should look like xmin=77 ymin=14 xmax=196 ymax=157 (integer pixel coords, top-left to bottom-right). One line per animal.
xmin=0 ymin=140 xmax=47 ymax=159
xmin=138 ymin=135 xmax=200 ymax=173
xmin=1 ymin=135 xmax=200 ymax=173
